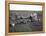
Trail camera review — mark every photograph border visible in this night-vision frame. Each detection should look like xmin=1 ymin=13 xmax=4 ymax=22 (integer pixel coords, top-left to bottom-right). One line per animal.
xmin=5 ymin=1 xmax=45 ymax=35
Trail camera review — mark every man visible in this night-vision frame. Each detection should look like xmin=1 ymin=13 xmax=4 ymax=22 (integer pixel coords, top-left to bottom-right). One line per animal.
xmin=30 ymin=13 xmax=38 ymax=22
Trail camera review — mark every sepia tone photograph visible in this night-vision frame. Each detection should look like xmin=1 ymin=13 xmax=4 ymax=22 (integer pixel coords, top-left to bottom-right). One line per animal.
xmin=9 ymin=10 xmax=43 ymax=32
